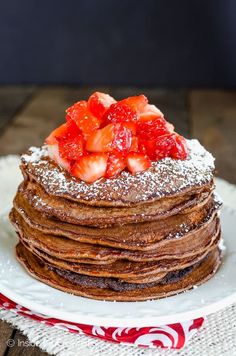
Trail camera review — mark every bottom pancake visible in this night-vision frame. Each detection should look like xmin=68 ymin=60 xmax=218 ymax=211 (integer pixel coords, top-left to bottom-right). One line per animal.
xmin=16 ymin=243 xmax=221 ymax=301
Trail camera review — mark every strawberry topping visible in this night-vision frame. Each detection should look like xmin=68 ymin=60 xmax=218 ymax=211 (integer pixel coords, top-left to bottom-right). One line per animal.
xmin=45 ymin=91 xmax=188 ymax=183
xmin=58 ymin=134 xmax=84 ymax=161
xmin=120 ymin=94 xmax=148 ymax=112
xmin=126 ymin=152 xmax=151 ymax=174
xmin=66 ymin=101 xmax=100 ymax=137
xmin=171 ymin=133 xmax=188 ymax=159
xmin=71 ymin=153 xmax=108 ymax=183
xmin=103 ymin=102 xmax=138 ymax=125
xmin=137 ymin=117 xmax=174 ymax=140
xmin=139 ymin=104 xmax=164 ymax=120
xmin=130 ymin=136 xmax=139 ymax=152
xmin=45 ymin=120 xmax=80 ymax=145
xmin=105 ymin=152 xmax=126 ymax=178
xmin=88 ymin=92 xmax=116 ymax=119
xmin=112 ymin=124 xmax=132 ymax=153
xmin=86 ymin=124 xmax=114 ymax=152
xmin=86 ymin=123 xmax=132 ymax=154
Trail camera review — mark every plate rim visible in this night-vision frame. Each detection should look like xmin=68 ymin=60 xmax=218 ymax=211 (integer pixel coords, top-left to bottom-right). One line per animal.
xmin=1 ymin=283 xmax=236 ymax=327
xmin=0 ymin=206 xmax=236 ymax=327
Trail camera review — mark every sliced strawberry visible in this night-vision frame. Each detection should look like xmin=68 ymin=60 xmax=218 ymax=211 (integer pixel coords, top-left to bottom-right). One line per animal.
xmin=86 ymin=124 xmax=114 ymax=152
xmin=71 ymin=153 xmax=108 ymax=183
xmin=45 ymin=120 xmax=80 ymax=145
xmin=103 ymin=102 xmax=138 ymax=125
xmin=137 ymin=117 xmax=173 ymax=140
xmin=66 ymin=100 xmax=87 ymax=119
xmin=105 ymin=152 xmax=126 ymax=178
xmin=139 ymin=104 xmax=164 ymax=121
xmin=88 ymin=92 xmax=116 ymax=119
xmin=66 ymin=100 xmax=101 ymax=137
xmin=86 ymin=123 xmax=132 ymax=153
xmin=120 ymin=94 xmax=148 ymax=112
xmin=151 ymin=134 xmax=174 ymax=160
xmin=45 ymin=124 xmax=68 ymax=145
xmin=138 ymin=139 xmax=155 ymax=160
xmin=171 ymin=133 xmax=188 ymax=159
xmin=58 ymin=134 xmax=84 ymax=161
xmin=123 ymin=121 xmax=137 ymax=135
xmin=126 ymin=153 xmax=151 ymax=174
xmin=113 ymin=123 xmax=132 ymax=153
xmin=47 ymin=144 xmax=71 ymax=171
xmin=139 ymin=133 xmax=188 ymax=161
xmin=130 ymin=136 xmax=139 ymax=152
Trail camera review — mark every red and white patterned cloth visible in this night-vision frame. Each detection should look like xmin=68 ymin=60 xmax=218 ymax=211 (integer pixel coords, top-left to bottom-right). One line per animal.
xmin=0 ymin=293 xmax=204 ymax=349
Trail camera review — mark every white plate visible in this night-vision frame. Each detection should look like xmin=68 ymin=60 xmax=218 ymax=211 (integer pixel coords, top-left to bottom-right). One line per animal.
xmin=0 ymin=205 xmax=236 ymax=327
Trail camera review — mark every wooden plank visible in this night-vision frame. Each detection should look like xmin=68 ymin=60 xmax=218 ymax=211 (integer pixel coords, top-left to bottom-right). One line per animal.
xmin=6 ymin=330 xmax=48 ymax=356
xmin=111 ymin=88 xmax=189 ymax=136
xmin=0 ymin=321 xmax=14 ymax=356
xmin=0 ymin=86 xmax=109 ymax=155
xmin=189 ymin=90 xmax=236 ymax=184
xmin=0 ymin=86 xmax=36 ymax=134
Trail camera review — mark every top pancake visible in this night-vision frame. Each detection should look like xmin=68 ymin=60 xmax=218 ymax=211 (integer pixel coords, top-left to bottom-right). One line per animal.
xmin=21 ymin=139 xmax=215 ymax=207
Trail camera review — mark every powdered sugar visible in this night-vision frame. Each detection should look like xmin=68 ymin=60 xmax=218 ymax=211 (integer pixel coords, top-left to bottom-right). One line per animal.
xmin=21 ymin=140 xmax=215 ymax=205
xmin=165 ymin=194 xmax=222 ymax=240
xmin=22 ymin=146 xmax=48 ymax=163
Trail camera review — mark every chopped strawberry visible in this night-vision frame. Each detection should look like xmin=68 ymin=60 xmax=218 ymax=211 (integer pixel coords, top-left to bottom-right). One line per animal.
xmin=103 ymin=102 xmax=138 ymax=125
xmin=71 ymin=153 xmax=108 ymax=183
xmin=66 ymin=100 xmax=101 ymax=137
xmin=113 ymin=123 xmax=132 ymax=153
xmin=139 ymin=104 xmax=164 ymax=121
xmin=88 ymin=92 xmax=116 ymax=119
xmin=151 ymin=134 xmax=174 ymax=160
xmin=86 ymin=124 xmax=114 ymax=152
xmin=120 ymin=95 xmax=148 ymax=112
xmin=137 ymin=117 xmax=173 ymax=140
xmin=122 ymin=121 xmax=137 ymax=135
xmin=58 ymin=134 xmax=84 ymax=161
xmin=45 ymin=120 xmax=80 ymax=145
xmin=45 ymin=124 xmax=68 ymax=145
xmin=130 ymin=136 xmax=139 ymax=152
xmin=142 ymin=134 xmax=177 ymax=161
xmin=138 ymin=139 xmax=155 ymax=160
xmin=45 ymin=91 xmax=188 ymax=182
xmin=47 ymin=144 xmax=71 ymax=171
xmin=66 ymin=100 xmax=87 ymax=119
xmin=105 ymin=152 xmax=126 ymax=178
xmin=86 ymin=123 xmax=132 ymax=154
xmin=171 ymin=133 xmax=188 ymax=159
xmin=140 ymin=133 xmax=188 ymax=161
xmin=126 ymin=152 xmax=151 ymax=174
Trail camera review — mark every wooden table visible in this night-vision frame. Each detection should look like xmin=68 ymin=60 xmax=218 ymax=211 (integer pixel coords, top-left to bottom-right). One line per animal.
xmin=0 ymin=86 xmax=235 ymax=355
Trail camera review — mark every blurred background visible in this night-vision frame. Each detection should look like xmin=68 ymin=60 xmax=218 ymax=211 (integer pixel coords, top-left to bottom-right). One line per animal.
xmin=0 ymin=0 xmax=235 ymax=183
xmin=1 ymin=0 xmax=236 ymax=86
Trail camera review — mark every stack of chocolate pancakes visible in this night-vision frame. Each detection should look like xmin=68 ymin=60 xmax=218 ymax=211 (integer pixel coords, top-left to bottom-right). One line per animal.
xmin=10 ymin=139 xmax=222 ymax=301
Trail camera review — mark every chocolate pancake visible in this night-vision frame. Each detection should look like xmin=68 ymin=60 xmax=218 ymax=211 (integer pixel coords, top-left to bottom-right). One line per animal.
xmin=20 ymin=240 xmax=169 ymax=284
xmin=16 ymin=243 xmax=221 ymax=301
xmin=10 ymin=138 xmax=222 ymax=302
xmin=11 ymin=207 xmax=220 ymax=263
xmin=19 ymin=179 xmax=213 ymax=227
xmin=12 ymin=190 xmax=222 ymax=251
xmin=14 ymin=192 xmax=221 ymax=250
xmin=19 ymin=231 xmax=220 ymax=279
xmin=21 ymin=140 xmax=215 ymax=207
